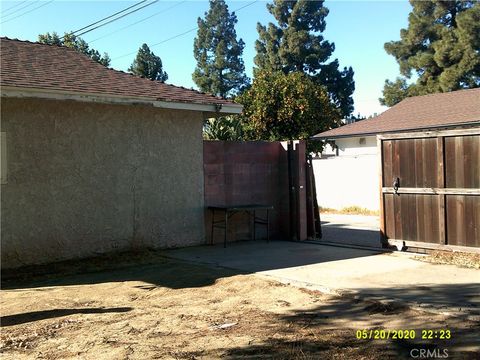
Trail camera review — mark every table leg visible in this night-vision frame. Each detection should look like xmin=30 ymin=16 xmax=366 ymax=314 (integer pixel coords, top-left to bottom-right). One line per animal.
xmin=211 ymin=209 xmax=215 ymax=245
xmin=253 ymin=210 xmax=256 ymax=241
xmin=267 ymin=209 xmax=270 ymax=243
xmin=224 ymin=209 xmax=228 ymax=248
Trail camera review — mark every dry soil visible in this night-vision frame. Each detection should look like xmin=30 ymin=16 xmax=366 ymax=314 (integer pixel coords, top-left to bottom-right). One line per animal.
xmin=1 ymin=256 xmax=479 ymax=359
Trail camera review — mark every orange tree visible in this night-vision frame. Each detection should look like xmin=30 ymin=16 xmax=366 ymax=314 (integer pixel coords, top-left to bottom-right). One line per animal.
xmin=237 ymin=69 xmax=341 ymax=150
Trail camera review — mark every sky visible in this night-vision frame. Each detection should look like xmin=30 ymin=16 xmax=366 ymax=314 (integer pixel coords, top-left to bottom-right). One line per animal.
xmin=0 ymin=0 xmax=412 ymax=117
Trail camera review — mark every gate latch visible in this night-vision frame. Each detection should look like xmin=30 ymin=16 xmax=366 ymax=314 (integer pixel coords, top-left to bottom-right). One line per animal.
xmin=393 ymin=177 xmax=400 ymax=195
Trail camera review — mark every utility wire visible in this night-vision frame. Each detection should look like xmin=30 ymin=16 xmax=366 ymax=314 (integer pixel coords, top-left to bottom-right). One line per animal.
xmin=1 ymin=0 xmax=53 ymax=24
xmin=88 ymin=1 xmax=186 ymax=44
xmin=150 ymin=27 xmax=198 ymax=48
xmin=1 ymin=0 xmax=29 ymax=16
xmin=62 ymin=0 xmax=149 ymax=39
xmin=73 ymin=0 xmax=159 ymax=38
xmin=231 ymin=0 xmax=259 ymax=13
xmin=112 ymin=0 xmax=258 ymax=61
xmin=1 ymin=0 xmax=39 ymax=19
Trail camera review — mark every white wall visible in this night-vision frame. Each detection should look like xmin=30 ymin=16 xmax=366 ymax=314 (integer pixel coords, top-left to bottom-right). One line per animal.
xmin=313 ymin=136 xmax=379 ymax=211
xmin=336 ymin=136 xmax=377 ymax=156
xmin=321 ymin=135 xmax=377 ymax=156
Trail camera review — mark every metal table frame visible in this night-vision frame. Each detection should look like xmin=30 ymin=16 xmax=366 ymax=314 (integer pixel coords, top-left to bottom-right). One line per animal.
xmin=208 ymin=205 xmax=274 ymax=248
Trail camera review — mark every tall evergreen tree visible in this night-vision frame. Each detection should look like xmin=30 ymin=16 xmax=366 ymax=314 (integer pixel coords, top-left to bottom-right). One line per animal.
xmin=129 ymin=43 xmax=168 ymax=81
xmin=380 ymin=0 xmax=480 ymax=107
xmin=193 ymin=0 xmax=249 ymax=97
xmin=38 ymin=32 xmax=111 ymax=67
xmin=254 ymin=0 xmax=355 ymax=117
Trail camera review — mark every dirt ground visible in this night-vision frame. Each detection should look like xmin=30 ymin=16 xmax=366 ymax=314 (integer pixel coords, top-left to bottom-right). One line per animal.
xmin=414 ymin=250 xmax=480 ymax=270
xmin=1 ymin=256 xmax=479 ymax=359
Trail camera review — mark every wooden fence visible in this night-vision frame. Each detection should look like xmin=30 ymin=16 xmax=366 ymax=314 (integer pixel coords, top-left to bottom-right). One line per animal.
xmin=378 ymin=127 xmax=480 ymax=252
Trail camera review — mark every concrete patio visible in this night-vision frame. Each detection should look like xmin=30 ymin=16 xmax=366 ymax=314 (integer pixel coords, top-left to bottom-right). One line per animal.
xmin=167 ymin=240 xmax=480 ymax=319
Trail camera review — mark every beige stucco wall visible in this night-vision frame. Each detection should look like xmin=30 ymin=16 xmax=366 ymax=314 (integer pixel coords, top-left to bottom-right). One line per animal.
xmin=1 ymin=97 xmax=205 ymax=268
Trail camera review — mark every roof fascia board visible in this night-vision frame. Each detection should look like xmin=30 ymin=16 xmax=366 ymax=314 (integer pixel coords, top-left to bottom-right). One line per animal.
xmin=312 ymin=121 xmax=480 ymax=140
xmin=377 ymin=126 xmax=480 ymax=140
xmin=1 ymin=86 xmax=243 ymax=114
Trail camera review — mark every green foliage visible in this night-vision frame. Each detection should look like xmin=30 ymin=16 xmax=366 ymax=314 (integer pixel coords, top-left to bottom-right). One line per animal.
xmin=38 ymin=32 xmax=111 ymax=67
xmin=129 ymin=43 xmax=168 ymax=81
xmin=193 ymin=0 xmax=249 ymax=97
xmin=380 ymin=78 xmax=414 ymax=107
xmin=380 ymin=0 xmax=480 ymax=106
xmin=203 ymin=116 xmax=244 ymax=140
xmin=254 ymin=0 xmax=355 ymax=117
xmin=346 ymin=113 xmax=367 ymax=122
xmin=238 ymin=70 xmax=341 ymax=146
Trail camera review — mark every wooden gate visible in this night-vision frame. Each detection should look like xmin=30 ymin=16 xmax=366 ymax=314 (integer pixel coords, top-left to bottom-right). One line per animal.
xmin=378 ymin=127 xmax=480 ymax=252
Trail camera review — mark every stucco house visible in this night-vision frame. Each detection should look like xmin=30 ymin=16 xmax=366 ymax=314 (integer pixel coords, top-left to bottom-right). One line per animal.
xmin=0 ymin=37 xmax=242 ymax=269
xmin=313 ymin=88 xmax=480 ymax=212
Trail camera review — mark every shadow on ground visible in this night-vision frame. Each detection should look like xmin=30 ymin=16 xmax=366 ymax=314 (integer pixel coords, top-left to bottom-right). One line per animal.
xmin=320 ymin=220 xmax=381 ymax=248
xmin=1 ymin=256 xmax=241 ymax=291
xmin=1 ymin=249 xmax=479 ymax=359
xmin=1 ymin=307 xmax=133 ymax=327
xmin=206 ymin=283 xmax=480 ymax=359
xmin=344 ymin=283 xmax=480 ymax=311
xmin=1 ymin=236 xmax=383 ymax=291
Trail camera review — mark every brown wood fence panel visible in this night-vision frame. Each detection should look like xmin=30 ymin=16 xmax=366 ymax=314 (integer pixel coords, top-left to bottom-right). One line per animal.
xmin=382 ymin=138 xmax=440 ymax=188
xmin=379 ymin=127 xmax=480 ymax=252
xmin=384 ymin=193 xmax=441 ymax=243
xmin=446 ymin=195 xmax=480 ymax=247
xmin=445 ymin=135 xmax=480 ymax=188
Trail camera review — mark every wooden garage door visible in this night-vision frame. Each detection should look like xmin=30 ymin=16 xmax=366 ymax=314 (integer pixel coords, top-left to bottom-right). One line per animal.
xmin=379 ymin=128 xmax=480 ymax=251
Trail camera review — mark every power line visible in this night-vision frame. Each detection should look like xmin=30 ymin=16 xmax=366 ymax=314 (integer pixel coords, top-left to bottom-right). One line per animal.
xmin=112 ymin=0 xmax=258 ymax=61
xmin=1 ymin=0 xmax=39 ymax=19
xmin=231 ymin=0 xmax=260 ymax=14
xmin=149 ymin=27 xmax=198 ymax=48
xmin=1 ymin=0 xmax=54 ymax=24
xmin=63 ymin=0 xmax=149 ymax=39
xmin=88 ymin=1 xmax=186 ymax=44
xmin=1 ymin=0 xmax=29 ymax=16
xmin=73 ymin=0 xmax=159 ymax=38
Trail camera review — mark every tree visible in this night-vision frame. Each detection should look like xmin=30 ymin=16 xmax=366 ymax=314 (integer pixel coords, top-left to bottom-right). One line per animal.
xmin=193 ymin=0 xmax=249 ymax=97
xmin=254 ymin=0 xmax=355 ymax=117
xmin=38 ymin=32 xmax=111 ymax=67
xmin=238 ymin=70 xmax=341 ymax=143
xmin=128 ymin=43 xmax=168 ymax=81
xmin=380 ymin=0 xmax=480 ymax=107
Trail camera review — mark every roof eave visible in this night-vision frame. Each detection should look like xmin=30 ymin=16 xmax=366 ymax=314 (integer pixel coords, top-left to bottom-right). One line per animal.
xmin=0 ymin=86 xmax=243 ymax=115
xmin=312 ymin=121 xmax=480 ymax=140
xmin=311 ymin=131 xmax=380 ymax=140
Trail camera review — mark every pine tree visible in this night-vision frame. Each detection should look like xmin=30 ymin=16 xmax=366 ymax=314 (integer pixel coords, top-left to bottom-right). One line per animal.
xmin=380 ymin=0 xmax=480 ymax=107
xmin=193 ymin=0 xmax=249 ymax=97
xmin=254 ymin=0 xmax=355 ymax=117
xmin=129 ymin=43 xmax=168 ymax=82
xmin=38 ymin=32 xmax=111 ymax=67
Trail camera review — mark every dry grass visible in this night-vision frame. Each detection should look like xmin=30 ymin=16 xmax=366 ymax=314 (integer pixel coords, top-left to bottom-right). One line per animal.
xmin=1 ymin=255 xmax=479 ymax=359
xmin=414 ymin=250 xmax=480 ymax=269
xmin=320 ymin=206 xmax=379 ymax=216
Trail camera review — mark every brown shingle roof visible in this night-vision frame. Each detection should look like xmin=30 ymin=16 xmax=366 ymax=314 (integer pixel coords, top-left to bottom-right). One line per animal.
xmin=315 ymin=88 xmax=480 ymax=139
xmin=0 ymin=37 xmax=239 ymax=108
